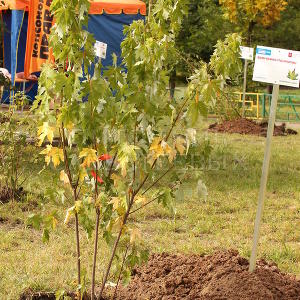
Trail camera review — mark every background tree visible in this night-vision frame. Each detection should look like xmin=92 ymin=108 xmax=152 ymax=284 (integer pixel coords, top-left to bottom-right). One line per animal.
xmin=219 ymin=0 xmax=288 ymax=45
xmin=169 ymin=0 xmax=233 ymax=96
xmin=177 ymin=0 xmax=232 ymax=65
xmin=253 ymin=0 xmax=300 ymax=51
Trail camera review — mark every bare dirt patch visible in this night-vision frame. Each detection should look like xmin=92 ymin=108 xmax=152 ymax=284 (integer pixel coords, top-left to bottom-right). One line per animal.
xmin=208 ymin=118 xmax=298 ymax=136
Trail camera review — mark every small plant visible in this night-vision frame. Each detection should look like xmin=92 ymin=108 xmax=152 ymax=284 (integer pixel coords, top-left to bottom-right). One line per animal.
xmin=0 ymin=108 xmax=36 ymax=202
xmin=30 ymin=0 xmax=242 ymax=298
xmin=208 ymin=33 xmax=243 ymax=120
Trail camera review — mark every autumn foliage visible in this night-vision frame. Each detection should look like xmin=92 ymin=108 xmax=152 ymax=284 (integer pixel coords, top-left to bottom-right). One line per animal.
xmin=220 ymin=0 xmax=287 ymax=26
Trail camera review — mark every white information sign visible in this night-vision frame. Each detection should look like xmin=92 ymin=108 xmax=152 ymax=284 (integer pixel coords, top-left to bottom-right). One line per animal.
xmin=240 ymin=46 xmax=254 ymax=61
xmin=94 ymin=41 xmax=107 ymax=59
xmin=253 ymin=46 xmax=300 ymax=88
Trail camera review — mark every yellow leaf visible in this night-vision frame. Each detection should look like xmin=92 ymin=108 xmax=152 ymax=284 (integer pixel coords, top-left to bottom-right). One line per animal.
xmin=109 ymin=196 xmax=127 ymax=214
xmin=111 ymin=173 xmax=121 ymax=187
xmin=78 ymin=167 xmax=87 ymax=183
xmin=40 ymin=145 xmax=64 ymax=168
xmin=52 ymin=217 xmax=58 ymax=229
xmin=52 ymin=151 xmax=63 ymax=167
xmin=162 ymin=140 xmax=177 ymax=163
xmin=175 ymin=136 xmax=186 ymax=155
xmin=148 ymin=137 xmax=165 ymax=165
xmin=117 ymin=143 xmax=139 ymax=177
xmin=130 ymin=227 xmax=141 ymax=244
xmin=64 ymin=206 xmax=74 ymax=224
xmin=79 ymin=148 xmax=98 ymax=168
xmin=60 ymin=170 xmax=69 ymax=185
xmin=95 ymin=198 xmax=101 ymax=209
xmin=110 ymin=197 xmax=121 ymax=211
xmin=113 ymin=217 xmax=124 ymax=231
xmin=74 ymin=200 xmax=83 ymax=213
xmin=120 ymin=164 xmax=127 ymax=177
xmin=65 ymin=122 xmax=74 ymax=132
xmin=135 ymin=195 xmax=147 ymax=205
xmin=37 ymin=122 xmax=55 ymax=146
xmin=149 ymin=137 xmax=164 ymax=157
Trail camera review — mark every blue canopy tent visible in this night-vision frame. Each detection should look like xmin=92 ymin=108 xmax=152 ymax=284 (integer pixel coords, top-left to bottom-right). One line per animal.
xmin=1 ymin=0 xmax=146 ymax=104
xmin=88 ymin=0 xmax=146 ymax=67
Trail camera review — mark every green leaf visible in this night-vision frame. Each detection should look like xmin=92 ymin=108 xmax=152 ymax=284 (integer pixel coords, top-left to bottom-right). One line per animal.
xmin=42 ymin=228 xmax=50 ymax=243
xmin=27 ymin=214 xmax=43 ymax=230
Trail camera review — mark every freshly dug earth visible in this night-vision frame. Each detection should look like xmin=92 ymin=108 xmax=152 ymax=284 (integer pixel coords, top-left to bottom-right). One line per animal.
xmin=20 ymin=250 xmax=300 ymax=300
xmin=208 ymin=118 xmax=298 ymax=136
xmin=115 ymin=250 xmax=300 ymax=300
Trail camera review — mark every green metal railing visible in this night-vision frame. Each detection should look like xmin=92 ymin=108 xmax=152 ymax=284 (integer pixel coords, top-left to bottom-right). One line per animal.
xmin=261 ymin=93 xmax=300 ymax=122
xmin=234 ymin=92 xmax=300 ymax=122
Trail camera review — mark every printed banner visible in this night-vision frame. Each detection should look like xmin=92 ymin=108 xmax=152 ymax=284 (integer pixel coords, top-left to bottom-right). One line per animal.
xmin=94 ymin=40 xmax=107 ymax=59
xmin=240 ymin=46 xmax=254 ymax=61
xmin=24 ymin=0 xmax=53 ymax=77
xmin=253 ymin=46 xmax=300 ymax=88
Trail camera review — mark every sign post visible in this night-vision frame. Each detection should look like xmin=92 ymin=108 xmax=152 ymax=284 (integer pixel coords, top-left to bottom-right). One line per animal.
xmin=249 ymin=83 xmax=279 ymax=272
xmin=249 ymin=46 xmax=300 ymax=272
xmin=240 ymin=46 xmax=254 ymax=117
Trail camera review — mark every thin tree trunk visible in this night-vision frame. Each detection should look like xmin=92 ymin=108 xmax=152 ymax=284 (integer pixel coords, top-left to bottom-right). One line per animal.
xmin=247 ymin=21 xmax=255 ymax=46
xmin=169 ymin=69 xmax=176 ymax=99
xmin=75 ymin=212 xmax=81 ymax=291
xmin=112 ymin=244 xmax=129 ymax=300
xmin=98 ymin=204 xmax=132 ymax=299
xmin=61 ymin=125 xmax=81 ymax=296
xmin=91 ymin=210 xmax=100 ymax=300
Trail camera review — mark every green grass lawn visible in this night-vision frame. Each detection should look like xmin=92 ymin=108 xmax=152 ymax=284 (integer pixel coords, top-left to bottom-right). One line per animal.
xmin=0 ymin=120 xmax=300 ymax=299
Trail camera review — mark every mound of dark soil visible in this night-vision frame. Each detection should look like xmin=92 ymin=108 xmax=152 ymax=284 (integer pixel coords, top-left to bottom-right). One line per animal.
xmin=208 ymin=118 xmax=298 ymax=136
xmin=115 ymin=250 xmax=300 ymax=300
xmin=19 ymin=250 xmax=300 ymax=300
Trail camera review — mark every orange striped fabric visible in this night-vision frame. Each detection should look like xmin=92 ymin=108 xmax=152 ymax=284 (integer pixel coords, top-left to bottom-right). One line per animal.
xmin=89 ymin=0 xmax=146 ymax=15
xmin=0 ymin=0 xmax=146 ymax=14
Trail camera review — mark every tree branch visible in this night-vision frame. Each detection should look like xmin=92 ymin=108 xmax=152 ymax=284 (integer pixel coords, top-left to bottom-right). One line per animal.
xmin=133 ymin=117 xmax=138 ymax=184
xmin=112 ymin=244 xmax=129 ymax=300
xmin=108 ymin=153 xmax=117 ymax=179
xmin=141 ymin=165 xmax=174 ymax=196
xmin=60 ymin=126 xmax=73 ymax=188
xmin=130 ymin=181 xmax=181 ymax=216
xmin=98 ymin=199 xmax=133 ymax=299
xmin=133 ymin=95 xmax=190 ymax=197
xmin=129 ymin=193 xmax=162 ymax=215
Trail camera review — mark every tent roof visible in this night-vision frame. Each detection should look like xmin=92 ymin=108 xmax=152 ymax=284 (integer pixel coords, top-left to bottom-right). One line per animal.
xmin=0 ymin=0 xmax=146 ymax=15
xmin=89 ymin=0 xmax=146 ymax=15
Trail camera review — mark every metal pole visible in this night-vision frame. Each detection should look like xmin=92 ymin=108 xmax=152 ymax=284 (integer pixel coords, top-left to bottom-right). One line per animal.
xmin=249 ymin=84 xmax=280 ymax=272
xmin=22 ymin=81 xmax=26 ymax=111
xmin=242 ymin=59 xmax=248 ymax=118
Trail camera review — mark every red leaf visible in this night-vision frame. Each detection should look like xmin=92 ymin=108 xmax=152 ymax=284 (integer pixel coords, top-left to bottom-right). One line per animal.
xmin=91 ymin=170 xmax=104 ymax=184
xmin=99 ymin=154 xmax=112 ymax=161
